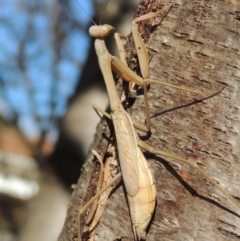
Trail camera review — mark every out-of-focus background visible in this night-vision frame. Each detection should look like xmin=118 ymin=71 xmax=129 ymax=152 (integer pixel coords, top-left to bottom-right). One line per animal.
xmin=0 ymin=0 xmax=138 ymax=240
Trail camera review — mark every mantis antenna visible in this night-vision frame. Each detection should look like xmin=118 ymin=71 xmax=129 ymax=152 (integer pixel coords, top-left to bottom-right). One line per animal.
xmin=75 ymin=0 xmax=111 ymax=26
xmin=74 ymin=0 xmax=97 ymax=26
xmin=99 ymin=0 xmax=111 ymax=25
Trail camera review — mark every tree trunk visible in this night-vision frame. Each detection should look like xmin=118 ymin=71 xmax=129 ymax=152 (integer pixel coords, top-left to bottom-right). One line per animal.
xmin=58 ymin=0 xmax=240 ymax=240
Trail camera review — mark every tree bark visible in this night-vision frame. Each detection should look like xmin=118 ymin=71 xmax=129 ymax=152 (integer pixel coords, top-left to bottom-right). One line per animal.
xmin=58 ymin=0 xmax=240 ymax=240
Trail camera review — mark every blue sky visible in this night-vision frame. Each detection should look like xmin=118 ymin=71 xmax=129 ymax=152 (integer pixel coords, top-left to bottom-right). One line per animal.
xmin=0 ymin=0 xmax=94 ymax=141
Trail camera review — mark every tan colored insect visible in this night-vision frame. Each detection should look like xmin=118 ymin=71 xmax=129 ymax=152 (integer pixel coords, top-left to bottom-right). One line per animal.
xmin=77 ymin=7 xmax=175 ymax=241
xmin=77 ymin=3 xmax=240 ymax=241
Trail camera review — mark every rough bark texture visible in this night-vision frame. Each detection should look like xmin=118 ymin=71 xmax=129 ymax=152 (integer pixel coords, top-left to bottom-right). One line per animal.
xmin=58 ymin=0 xmax=240 ymax=240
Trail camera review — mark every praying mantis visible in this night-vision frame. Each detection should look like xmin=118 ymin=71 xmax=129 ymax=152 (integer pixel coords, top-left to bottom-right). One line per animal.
xmin=75 ymin=1 xmax=240 ymax=241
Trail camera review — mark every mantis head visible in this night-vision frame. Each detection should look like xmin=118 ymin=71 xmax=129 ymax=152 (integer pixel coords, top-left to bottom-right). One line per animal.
xmin=89 ymin=24 xmax=115 ymax=38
